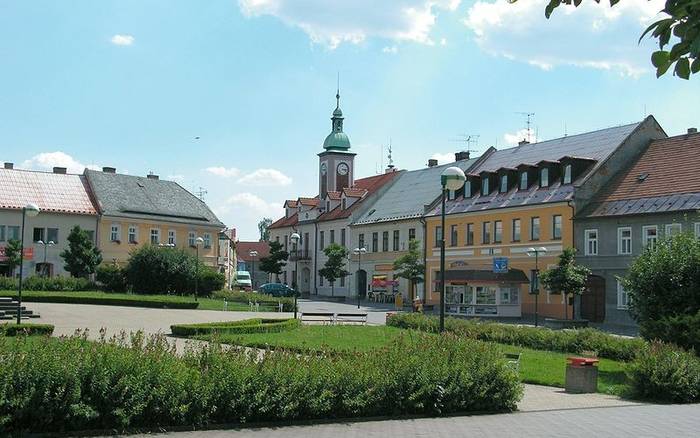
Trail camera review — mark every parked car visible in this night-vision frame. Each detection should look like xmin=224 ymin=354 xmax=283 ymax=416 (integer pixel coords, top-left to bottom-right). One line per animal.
xmin=235 ymin=271 xmax=252 ymax=290
xmin=259 ymin=283 xmax=296 ymax=297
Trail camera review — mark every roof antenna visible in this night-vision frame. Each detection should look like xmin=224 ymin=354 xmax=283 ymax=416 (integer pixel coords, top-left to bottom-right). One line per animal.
xmin=450 ymin=134 xmax=480 ymax=157
xmin=195 ymin=187 xmax=208 ymax=201
xmin=516 ymin=112 xmax=535 ymax=143
xmin=387 ymin=139 xmax=395 ymax=170
xmin=564 ymin=122 xmax=568 ymax=137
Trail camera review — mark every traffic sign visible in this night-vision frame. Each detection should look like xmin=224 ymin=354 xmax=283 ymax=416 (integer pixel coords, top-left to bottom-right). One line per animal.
xmin=493 ymin=257 xmax=508 ymax=273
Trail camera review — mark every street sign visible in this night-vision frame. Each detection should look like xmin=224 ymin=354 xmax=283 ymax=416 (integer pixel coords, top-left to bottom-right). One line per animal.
xmin=493 ymin=257 xmax=508 ymax=274
xmin=22 ymin=248 xmax=33 ymax=261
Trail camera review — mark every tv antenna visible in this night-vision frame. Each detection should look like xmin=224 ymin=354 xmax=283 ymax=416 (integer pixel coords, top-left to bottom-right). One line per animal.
xmin=195 ymin=187 xmax=208 ymax=201
xmin=450 ymin=134 xmax=480 ymax=156
xmin=386 ymin=139 xmax=395 ymax=170
xmin=516 ymin=112 xmax=535 ymax=143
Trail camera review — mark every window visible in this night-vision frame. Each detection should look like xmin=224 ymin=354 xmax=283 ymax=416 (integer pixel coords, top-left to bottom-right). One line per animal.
xmin=150 ymin=229 xmax=160 ymax=245
xmin=372 ymin=232 xmax=379 ymax=252
xmin=110 ymin=224 xmax=120 ymax=242
xmin=642 ymin=226 xmax=658 ymax=249
xmin=46 ymin=228 xmax=58 ymax=244
xmin=665 ymin=223 xmax=682 ymax=236
xmin=382 ymin=231 xmax=389 ymax=252
xmin=319 ymin=231 xmax=325 ymax=250
xmin=481 ymin=177 xmax=489 ymax=196
xmin=203 ymin=233 xmax=212 ymax=248
xmin=340 ymin=275 xmax=345 ymax=287
xmin=434 ymin=227 xmax=442 ymax=248
xmin=168 ymin=230 xmax=176 ymax=245
xmin=187 ymin=231 xmax=196 ymax=247
xmin=563 ymin=164 xmax=572 ymax=184
xmin=393 ymin=230 xmax=400 ymax=251
xmin=512 ymin=219 xmax=521 ymax=242
xmin=359 ymin=233 xmax=365 ymax=249
xmin=500 ymin=174 xmax=508 ymax=193
xmin=618 ymin=227 xmax=632 ymax=255
xmin=128 ymin=226 xmax=138 ymax=244
xmin=494 ymin=220 xmax=502 ymax=243
xmin=464 ymin=180 xmax=471 ymax=197
xmin=500 ymin=286 xmax=520 ymax=305
xmin=530 ymin=217 xmax=540 ymax=240
xmin=330 ymin=229 xmax=335 ymax=244
xmin=584 ymin=229 xmax=598 ymax=256
xmin=304 ymin=232 xmax=309 ymax=250
xmin=7 ymin=226 xmax=20 ymax=241
xmin=552 ymin=215 xmax=562 ymax=240
xmin=520 ymin=172 xmax=528 ymax=190
xmin=33 ymin=227 xmax=44 ymax=243
xmin=450 ymin=225 xmax=458 ymax=247
xmin=341 ymin=228 xmax=346 ymax=247
xmin=432 ymin=271 xmax=440 ymax=292
xmin=408 ymin=228 xmax=416 ymax=242
xmin=0 ymin=225 xmax=5 ymax=242
xmin=85 ymin=230 xmax=95 ymax=242
xmin=617 ymin=280 xmax=629 ymax=310
xmin=482 ymin=222 xmax=491 ymax=244
xmin=696 ymin=223 xmax=700 ymax=239
xmin=475 ymin=286 xmax=497 ymax=305
xmin=540 ymin=168 xmax=549 ymax=187
xmin=466 ymin=223 xmax=474 ymax=246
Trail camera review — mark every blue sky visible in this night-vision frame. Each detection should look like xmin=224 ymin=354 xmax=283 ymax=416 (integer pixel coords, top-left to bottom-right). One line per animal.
xmin=1 ymin=0 xmax=697 ymax=240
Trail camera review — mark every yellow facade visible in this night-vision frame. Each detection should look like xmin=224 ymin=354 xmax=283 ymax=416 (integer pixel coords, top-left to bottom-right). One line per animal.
xmin=425 ymin=202 xmax=573 ymax=319
xmin=97 ymin=217 xmax=221 ymax=268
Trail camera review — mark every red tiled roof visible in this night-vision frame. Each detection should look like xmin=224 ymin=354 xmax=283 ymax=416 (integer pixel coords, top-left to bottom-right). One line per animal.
xmin=298 ymin=197 xmax=319 ymax=207
xmin=236 ymin=241 xmax=270 ymax=261
xmin=326 ymin=191 xmax=341 ymax=200
xmin=343 ymin=187 xmax=367 ymax=197
xmin=596 ymin=132 xmax=700 ymax=202
xmin=268 ymin=212 xmax=298 ymax=229
xmin=284 ymin=200 xmax=298 ymax=208
xmin=318 ymin=172 xmax=399 ymax=222
xmin=0 ymin=168 xmax=97 ymax=215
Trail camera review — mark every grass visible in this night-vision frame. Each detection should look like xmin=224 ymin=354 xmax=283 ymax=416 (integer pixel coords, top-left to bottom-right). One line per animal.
xmin=196 ymin=324 xmax=630 ymax=395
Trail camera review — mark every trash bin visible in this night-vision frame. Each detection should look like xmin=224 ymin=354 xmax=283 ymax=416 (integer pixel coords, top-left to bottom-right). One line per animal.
xmin=565 ymin=357 xmax=599 ymax=393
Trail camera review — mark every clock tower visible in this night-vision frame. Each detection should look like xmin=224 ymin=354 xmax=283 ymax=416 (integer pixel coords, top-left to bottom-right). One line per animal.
xmin=318 ymin=89 xmax=356 ymax=200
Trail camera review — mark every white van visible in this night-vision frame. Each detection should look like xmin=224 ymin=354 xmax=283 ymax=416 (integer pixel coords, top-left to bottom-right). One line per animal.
xmin=235 ymin=271 xmax=252 ymax=290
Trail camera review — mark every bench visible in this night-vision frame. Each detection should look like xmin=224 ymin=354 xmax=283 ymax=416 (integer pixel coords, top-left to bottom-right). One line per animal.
xmin=335 ymin=313 xmax=368 ymax=325
xmin=300 ymin=312 xmax=335 ymax=324
xmin=504 ymin=352 xmax=522 ymax=373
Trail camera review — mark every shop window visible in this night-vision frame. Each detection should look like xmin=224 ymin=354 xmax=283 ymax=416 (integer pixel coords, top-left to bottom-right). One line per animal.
xmin=475 ymin=286 xmax=497 ymax=305
xmin=499 ymin=286 xmax=520 ymax=305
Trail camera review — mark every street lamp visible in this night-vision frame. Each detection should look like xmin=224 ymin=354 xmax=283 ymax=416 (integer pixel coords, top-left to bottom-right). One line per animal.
xmin=249 ymin=250 xmax=258 ymax=291
xmin=17 ymin=203 xmax=40 ymax=324
xmin=439 ymin=167 xmax=466 ymax=333
xmin=194 ymin=236 xmax=204 ymax=301
xmin=37 ymin=240 xmax=55 ymax=277
xmin=526 ymin=247 xmax=547 ymax=327
xmin=290 ymin=232 xmax=300 ymax=319
xmin=353 ymin=247 xmax=367 ymax=309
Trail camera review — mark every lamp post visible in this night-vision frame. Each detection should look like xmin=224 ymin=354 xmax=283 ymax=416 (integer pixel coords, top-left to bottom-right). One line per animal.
xmin=249 ymin=250 xmax=258 ymax=291
xmin=526 ymin=247 xmax=547 ymax=327
xmin=37 ymin=240 xmax=55 ymax=277
xmin=439 ymin=167 xmax=466 ymax=333
xmin=194 ymin=237 xmax=204 ymax=301
xmin=353 ymin=247 xmax=367 ymax=309
xmin=17 ymin=203 xmax=40 ymax=324
xmin=290 ymin=232 xmax=300 ymax=319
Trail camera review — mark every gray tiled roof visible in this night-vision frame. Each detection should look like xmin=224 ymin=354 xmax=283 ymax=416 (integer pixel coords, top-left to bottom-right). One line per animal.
xmin=353 ymin=158 xmax=478 ymax=225
xmin=580 ymin=193 xmax=700 ymax=218
xmin=85 ymin=170 xmax=224 ymax=227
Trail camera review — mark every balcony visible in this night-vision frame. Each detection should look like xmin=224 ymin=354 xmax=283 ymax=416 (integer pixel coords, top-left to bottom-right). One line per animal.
xmin=288 ymin=249 xmax=311 ymax=261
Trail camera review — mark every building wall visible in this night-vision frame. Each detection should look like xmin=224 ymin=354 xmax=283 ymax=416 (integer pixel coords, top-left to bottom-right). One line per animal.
xmin=0 ymin=210 xmax=98 ymax=278
xmin=575 ymin=210 xmax=700 ymax=328
xmin=425 ymin=202 xmax=574 ymax=319
xmin=316 ymin=218 xmax=352 ymax=297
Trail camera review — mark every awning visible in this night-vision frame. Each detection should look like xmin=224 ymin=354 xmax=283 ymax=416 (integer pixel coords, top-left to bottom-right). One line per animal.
xmin=433 ymin=269 xmax=529 ymax=284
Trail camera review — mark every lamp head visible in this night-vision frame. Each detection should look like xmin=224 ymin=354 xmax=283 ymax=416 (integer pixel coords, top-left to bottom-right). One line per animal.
xmin=37 ymin=240 xmax=44 ymax=245
xmin=48 ymin=241 xmax=55 ymax=246
xmin=195 ymin=236 xmax=205 ymax=246
xmin=249 ymin=250 xmax=258 ymax=257
xmin=353 ymin=247 xmax=367 ymax=255
xmin=441 ymin=167 xmax=466 ymax=191
xmin=24 ymin=203 xmax=40 ymax=217
xmin=290 ymin=232 xmax=300 ymax=243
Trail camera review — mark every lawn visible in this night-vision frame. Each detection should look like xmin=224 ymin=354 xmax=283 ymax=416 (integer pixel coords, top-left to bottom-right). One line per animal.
xmin=196 ymin=324 xmax=630 ymax=395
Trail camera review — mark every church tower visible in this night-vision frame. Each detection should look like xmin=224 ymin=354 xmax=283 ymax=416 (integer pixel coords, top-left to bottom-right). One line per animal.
xmin=318 ymin=88 xmax=356 ymax=200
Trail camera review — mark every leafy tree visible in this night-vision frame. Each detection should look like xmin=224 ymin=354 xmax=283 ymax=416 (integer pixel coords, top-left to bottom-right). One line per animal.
xmin=258 ymin=218 xmax=273 ymax=242
xmin=510 ymin=0 xmax=700 ymax=78
xmin=539 ymin=247 xmax=591 ymax=320
xmin=60 ymin=226 xmax=102 ymax=278
xmin=3 ymin=239 xmax=22 ymax=277
xmin=259 ymin=241 xmax=288 ymax=278
xmin=319 ymin=243 xmax=350 ymax=297
xmin=622 ymin=232 xmax=700 ymax=350
xmin=393 ymin=239 xmax=425 ymax=303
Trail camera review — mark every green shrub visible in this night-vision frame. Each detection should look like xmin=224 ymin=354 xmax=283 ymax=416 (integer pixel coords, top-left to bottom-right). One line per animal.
xmin=0 ymin=276 xmax=97 ymax=292
xmin=197 ymin=268 xmax=226 ymax=295
xmin=212 ymin=290 xmax=294 ymax=311
xmin=0 ymin=277 xmax=15 ymax=290
xmin=171 ymin=318 xmax=300 ymax=337
xmin=96 ymin=265 xmax=128 ymax=292
xmin=0 ymin=332 xmax=522 ymax=433
xmin=629 ymin=341 xmax=700 ymax=403
xmin=0 ymin=292 xmax=199 ymax=309
xmin=387 ymin=313 xmax=644 ymax=362
xmin=639 ymin=310 xmax=700 ymax=353
xmin=0 ymin=323 xmax=54 ymax=336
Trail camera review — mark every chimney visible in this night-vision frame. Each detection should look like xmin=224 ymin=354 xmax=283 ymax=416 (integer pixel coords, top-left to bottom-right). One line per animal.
xmin=102 ymin=166 xmax=116 ymax=173
xmin=518 ymin=139 xmax=530 ymax=146
xmin=147 ymin=174 xmax=159 ymax=180
xmin=3 ymin=162 xmax=13 ymax=169
xmin=689 ymin=127 xmax=698 ymax=134
xmin=428 ymin=159 xmax=438 ymax=167
xmin=52 ymin=167 xmax=67 ymax=174
xmin=455 ymin=151 xmax=470 ymax=161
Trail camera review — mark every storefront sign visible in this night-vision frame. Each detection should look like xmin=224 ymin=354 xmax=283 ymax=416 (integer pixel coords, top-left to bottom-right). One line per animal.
xmin=0 ymin=247 xmax=33 ymax=261
xmin=450 ymin=260 xmax=468 ymax=268
xmin=0 ymin=247 xmax=6 ymax=262
xmin=493 ymin=257 xmax=508 ymax=274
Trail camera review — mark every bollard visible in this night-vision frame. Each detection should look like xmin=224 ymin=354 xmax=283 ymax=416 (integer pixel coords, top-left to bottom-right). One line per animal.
xmin=565 ymin=357 xmax=599 ymax=393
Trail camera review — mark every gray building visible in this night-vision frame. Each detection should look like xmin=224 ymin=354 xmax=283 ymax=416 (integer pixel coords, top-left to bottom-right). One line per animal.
xmin=575 ymin=129 xmax=700 ymax=332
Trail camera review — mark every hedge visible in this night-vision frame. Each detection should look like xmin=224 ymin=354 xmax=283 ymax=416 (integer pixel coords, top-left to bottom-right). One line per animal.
xmin=0 ymin=276 xmax=97 ymax=292
xmin=0 ymin=332 xmax=522 ymax=433
xmin=629 ymin=341 xmax=700 ymax=403
xmin=387 ymin=313 xmax=644 ymax=362
xmin=171 ymin=318 xmax=300 ymax=337
xmin=212 ymin=290 xmax=295 ymax=312
xmin=0 ymin=292 xmax=199 ymax=310
xmin=0 ymin=324 xmax=54 ymax=337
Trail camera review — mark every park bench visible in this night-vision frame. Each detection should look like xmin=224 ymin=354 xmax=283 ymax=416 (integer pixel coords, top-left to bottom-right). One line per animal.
xmin=504 ymin=352 xmax=522 ymax=373
xmin=300 ymin=312 xmax=335 ymax=324
xmin=334 ymin=313 xmax=368 ymax=325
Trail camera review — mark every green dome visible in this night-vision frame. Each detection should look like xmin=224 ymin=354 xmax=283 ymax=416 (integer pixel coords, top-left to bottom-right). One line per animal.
xmin=323 ymin=131 xmax=351 ymax=150
xmin=333 ymin=107 xmax=343 ymax=117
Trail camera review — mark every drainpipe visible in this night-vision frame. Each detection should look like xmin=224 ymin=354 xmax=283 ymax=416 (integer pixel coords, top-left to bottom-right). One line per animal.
xmin=313 ymin=221 xmax=318 ymax=295
xmin=420 ymin=216 xmax=427 ymax=303
xmin=567 ymin=198 xmax=578 ymax=319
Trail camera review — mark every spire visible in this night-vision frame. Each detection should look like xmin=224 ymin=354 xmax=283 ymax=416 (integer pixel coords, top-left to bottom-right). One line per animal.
xmin=323 ymin=81 xmax=351 ymax=151
xmin=336 ymin=72 xmax=340 ymax=110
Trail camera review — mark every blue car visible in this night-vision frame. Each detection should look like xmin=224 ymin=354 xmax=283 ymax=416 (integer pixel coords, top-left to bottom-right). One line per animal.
xmin=259 ymin=283 xmax=296 ymax=297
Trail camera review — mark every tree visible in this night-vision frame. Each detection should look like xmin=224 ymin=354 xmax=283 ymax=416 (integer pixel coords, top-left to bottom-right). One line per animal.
xmin=393 ymin=239 xmax=425 ymax=303
xmin=60 ymin=226 xmax=102 ymax=278
xmin=622 ymin=232 xmax=700 ymax=350
xmin=539 ymin=247 xmax=591 ymax=320
xmin=319 ymin=243 xmax=350 ymax=297
xmin=258 ymin=218 xmax=273 ymax=242
xmin=259 ymin=241 xmax=288 ymax=279
xmin=510 ymin=0 xmax=700 ymax=78
xmin=3 ymin=239 xmax=22 ymax=277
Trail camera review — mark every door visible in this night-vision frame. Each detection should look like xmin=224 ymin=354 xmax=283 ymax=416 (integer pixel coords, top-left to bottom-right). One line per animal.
xmin=357 ymin=269 xmax=367 ymax=298
xmin=301 ymin=268 xmax=311 ymax=294
xmin=582 ymin=275 xmax=606 ymax=323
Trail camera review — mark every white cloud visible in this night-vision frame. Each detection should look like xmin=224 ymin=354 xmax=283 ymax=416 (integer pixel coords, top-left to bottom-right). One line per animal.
xmin=464 ymin=0 xmax=664 ymax=77
xmin=430 ymin=152 xmax=456 ymax=164
xmin=503 ymin=129 xmax=539 ymax=146
xmin=205 ymin=166 xmax=240 ymax=178
xmin=440 ymin=37 xmax=447 ymax=46
xmin=21 ymin=151 xmax=99 ymax=174
xmin=216 ymin=193 xmax=283 ymax=217
xmin=237 ymin=168 xmax=292 ymax=186
xmin=238 ymin=0 xmax=461 ymax=49
xmin=382 ymin=45 xmax=398 ymax=54
xmin=110 ymin=34 xmax=135 ymax=46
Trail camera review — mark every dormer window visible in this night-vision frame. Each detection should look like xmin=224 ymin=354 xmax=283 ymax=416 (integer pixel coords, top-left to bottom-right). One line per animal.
xmin=563 ymin=164 xmax=572 ymax=184
xmin=540 ymin=167 xmax=549 ymax=188
xmin=481 ymin=177 xmax=489 ymax=196
xmin=500 ymin=174 xmax=508 ymax=193
xmin=520 ymin=172 xmax=528 ymax=190
xmin=464 ymin=180 xmax=471 ymax=197
xmin=326 ymin=201 xmax=330 ymax=211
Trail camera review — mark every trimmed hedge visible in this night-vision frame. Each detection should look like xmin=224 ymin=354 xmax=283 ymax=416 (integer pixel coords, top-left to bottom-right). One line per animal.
xmin=387 ymin=313 xmax=644 ymax=362
xmin=0 ymin=276 xmax=97 ymax=291
xmin=171 ymin=318 xmax=300 ymax=337
xmin=0 ymin=332 xmax=522 ymax=433
xmin=0 ymin=292 xmax=199 ymax=310
xmin=629 ymin=341 xmax=700 ymax=403
xmin=0 ymin=323 xmax=54 ymax=337
xmin=212 ymin=290 xmax=295 ymax=312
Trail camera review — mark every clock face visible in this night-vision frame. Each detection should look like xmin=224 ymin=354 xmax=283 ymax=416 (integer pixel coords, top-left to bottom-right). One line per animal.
xmin=337 ymin=162 xmax=349 ymax=176
xmin=320 ymin=163 xmax=327 ymax=175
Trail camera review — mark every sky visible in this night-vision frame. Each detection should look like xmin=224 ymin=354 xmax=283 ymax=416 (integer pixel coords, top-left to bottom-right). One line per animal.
xmin=0 ymin=0 xmax=698 ymax=240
